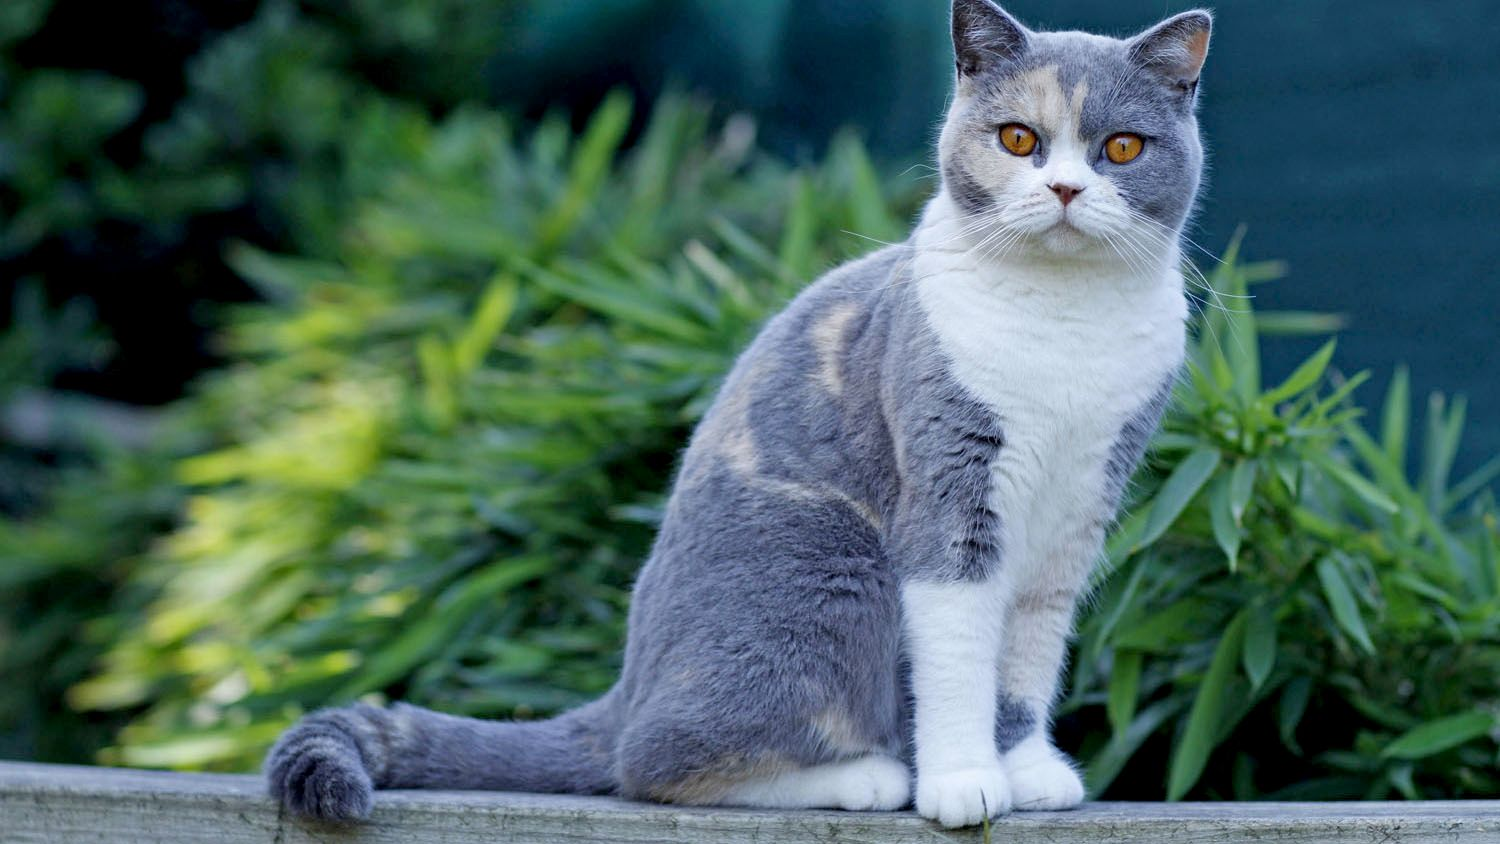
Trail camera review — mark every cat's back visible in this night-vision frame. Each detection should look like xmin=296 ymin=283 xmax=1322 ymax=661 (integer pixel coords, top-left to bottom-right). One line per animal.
xmin=675 ymin=243 xmax=912 ymax=474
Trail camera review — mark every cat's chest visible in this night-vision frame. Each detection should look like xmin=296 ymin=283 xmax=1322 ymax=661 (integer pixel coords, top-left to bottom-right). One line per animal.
xmin=920 ymin=268 xmax=1182 ymax=410
xmin=915 ymin=264 xmax=1186 ymax=512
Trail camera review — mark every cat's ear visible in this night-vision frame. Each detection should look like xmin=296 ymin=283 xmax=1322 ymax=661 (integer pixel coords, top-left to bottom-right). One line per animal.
xmin=1128 ymin=10 xmax=1212 ymax=94
xmin=952 ymin=0 xmax=1030 ymax=78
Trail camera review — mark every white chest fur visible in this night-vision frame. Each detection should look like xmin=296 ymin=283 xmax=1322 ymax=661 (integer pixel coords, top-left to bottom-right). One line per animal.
xmin=912 ymin=203 xmax=1187 ymax=585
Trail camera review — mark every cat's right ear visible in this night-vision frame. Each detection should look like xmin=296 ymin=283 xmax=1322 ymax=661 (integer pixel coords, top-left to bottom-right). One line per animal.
xmin=952 ymin=0 xmax=1030 ymax=78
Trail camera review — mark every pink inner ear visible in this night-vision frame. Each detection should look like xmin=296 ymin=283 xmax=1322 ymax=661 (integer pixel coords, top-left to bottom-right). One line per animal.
xmin=1185 ymin=30 xmax=1210 ymax=69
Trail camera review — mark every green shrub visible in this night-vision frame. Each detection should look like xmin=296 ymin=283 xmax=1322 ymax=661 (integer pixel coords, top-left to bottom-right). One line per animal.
xmin=59 ymin=93 xmax=924 ymax=769
xmin=1069 ymin=245 xmax=1500 ymax=799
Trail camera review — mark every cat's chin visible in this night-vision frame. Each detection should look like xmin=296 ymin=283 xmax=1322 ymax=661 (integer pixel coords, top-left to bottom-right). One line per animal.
xmin=1031 ymin=222 xmax=1111 ymax=261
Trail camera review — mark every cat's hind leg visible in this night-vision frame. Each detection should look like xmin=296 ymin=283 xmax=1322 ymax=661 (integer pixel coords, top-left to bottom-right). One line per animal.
xmin=615 ymin=478 xmax=904 ymax=811
xmin=719 ymin=755 xmax=911 ymax=811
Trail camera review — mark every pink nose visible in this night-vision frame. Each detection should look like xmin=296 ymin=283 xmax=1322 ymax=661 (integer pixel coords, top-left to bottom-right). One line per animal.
xmin=1049 ymin=183 xmax=1084 ymax=206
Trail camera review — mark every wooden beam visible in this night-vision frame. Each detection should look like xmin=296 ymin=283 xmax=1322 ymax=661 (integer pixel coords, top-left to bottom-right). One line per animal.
xmin=3 ymin=761 xmax=1498 ymax=843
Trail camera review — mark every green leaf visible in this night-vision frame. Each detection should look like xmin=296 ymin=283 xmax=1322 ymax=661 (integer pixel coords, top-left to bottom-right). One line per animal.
xmin=1316 ymin=557 xmax=1376 ymax=655
xmin=417 ymin=334 xmax=456 ymax=429
xmin=1208 ymin=474 xmax=1241 ymax=569
xmin=1278 ymin=677 xmax=1312 ymax=754
xmin=524 ymin=265 xmax=707 ymax=342
xmin=1136 ymin=447 xmax=1222 ymax=550
xmin=334 ymin=557 xmax=551 ymax=699
xmin=1242 ymin=606 xmax=1277 ymax=692
xmin=1167 ymin=610 xmax=1248 ymax=800
xmin=1262 ymin=339 xmax=1335 ymax=405
xmin=536 ymin=89 xmax=633 ymax=255
xmin=1341 ymin=421 xmax=1419 ymax=526
xmin=1387 ymin=763 xmax=1420 ymax=800
xmin=1309 ymin=452 xmax=1400 ymax=515
xmin=1220 ymin=288 xmax=1260 ymax=404
xmin=1087 ymin=554 xmax=1151 ymax=660
xmin=1381 ymin=710 xmax=1497 ymax=760
xmin=1113 ymin=599 xmax=1211 ymax=652
xmin=1421 ymin=393 xmax=1466 ymax=513
xmin=1107 ymin=650 xmax=1142 ymax=735
xmin=1381 ymin=366 xmax=1410 ymax=469
xmin=453 ymin=276 xmax=518 ymax=374
xmin=778 ymin=175 xmax=818 ymax=281
xmin=1086 ymin=698 xmax=1189 ymax=798
xmin=1228 ymin=459 xmax=1258 ymax=524
xmin=831 ymin=131 xmax=902 ymax=244
xmin=1446 ymin=452 xmax=1500 ymax=513
xmin=1253 ymin=311 xmax=1347 ymax=336
xmin=1273 ymin=456 xmax=1301 ymax=498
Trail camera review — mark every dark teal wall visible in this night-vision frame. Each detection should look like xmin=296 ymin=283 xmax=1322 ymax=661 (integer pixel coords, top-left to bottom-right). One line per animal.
xmin=500 ymin=1 xmax=1500 ymax=470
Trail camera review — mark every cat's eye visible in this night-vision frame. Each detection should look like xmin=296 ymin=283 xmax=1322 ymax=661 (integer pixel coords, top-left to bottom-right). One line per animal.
xmin=998 ymin=123 xmax=1037 ymax=157
xmin=1104 ymin=133 xmax=1145 ymax=164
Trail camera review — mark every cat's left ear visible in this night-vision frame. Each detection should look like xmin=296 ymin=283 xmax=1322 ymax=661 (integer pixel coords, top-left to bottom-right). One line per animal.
xmin=952 ymin=0 xmax=1030 ymax=79
xmin=1128 ymin=10 xmax=1212 ymax=96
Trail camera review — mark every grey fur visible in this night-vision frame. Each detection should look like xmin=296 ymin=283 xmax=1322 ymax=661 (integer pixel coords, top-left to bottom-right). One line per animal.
xmin=944 ymin=160 xmax=995 ymax=215
xmin=1104 ymin=379 xmax=1176 ymax=505
xmin=952 ymin=0 xmax=1029 ymax=77
xmin=265 ymin=2 xmax=1209 ymax=821
xmin=994 ymin=694 xmax=1038 ymax=754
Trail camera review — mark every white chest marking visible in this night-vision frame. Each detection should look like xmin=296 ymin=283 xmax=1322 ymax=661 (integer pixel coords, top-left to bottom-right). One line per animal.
xmin=912 ymin=203 xmax=1188 ymax=585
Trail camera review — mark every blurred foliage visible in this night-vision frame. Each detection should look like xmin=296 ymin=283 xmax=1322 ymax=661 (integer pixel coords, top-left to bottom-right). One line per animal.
xmin=2 ymin=0 xmax=1498 ymax=802
xmin=5 ymin=90 xmax=922 ymax=768
xmin=0 ymin=0 xmax=518 ymax=761
xmin=1068 ymin=250 xmax=1500 ymax=800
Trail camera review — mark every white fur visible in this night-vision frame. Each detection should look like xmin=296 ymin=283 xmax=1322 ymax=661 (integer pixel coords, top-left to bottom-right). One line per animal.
xmin=719 ymin=755 xmax=911 ymax=811
xmin=913 ymin=193 xmax=1187 ymax=594
xmin=905 ymin=184 xmax=1187 ymax=821
xmin=902 ymin=579 xmax=1013 ymax=826
xmin=1004 ymin=733 xmax=1087 ymax=810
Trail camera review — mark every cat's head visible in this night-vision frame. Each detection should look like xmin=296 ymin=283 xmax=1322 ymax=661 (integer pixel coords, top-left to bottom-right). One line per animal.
xmin=939 ymin=0 xmax=1211 ymax=262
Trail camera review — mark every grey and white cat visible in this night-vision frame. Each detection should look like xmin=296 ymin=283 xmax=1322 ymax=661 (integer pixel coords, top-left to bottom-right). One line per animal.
xmin=266 ymin=0 xmax=1210 ymax=829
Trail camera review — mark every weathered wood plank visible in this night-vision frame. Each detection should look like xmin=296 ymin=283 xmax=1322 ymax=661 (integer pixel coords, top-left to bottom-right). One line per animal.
xmin=2 ymin=761 xmax=1497 ymax=843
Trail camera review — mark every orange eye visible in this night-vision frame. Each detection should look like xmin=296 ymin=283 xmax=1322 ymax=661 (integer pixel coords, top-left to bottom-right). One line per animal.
xmin=998 ymin=123 xmax=1037 ymax=157
xmin=1105 ymin=133 xmax=1145 ymax=164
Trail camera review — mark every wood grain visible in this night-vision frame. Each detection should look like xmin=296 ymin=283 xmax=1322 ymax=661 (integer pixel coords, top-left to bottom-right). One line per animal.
xmin=3 ymin=761 xmax=1497 ymax=843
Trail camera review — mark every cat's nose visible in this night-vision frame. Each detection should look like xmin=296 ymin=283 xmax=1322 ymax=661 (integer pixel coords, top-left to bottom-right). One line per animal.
xmin=1049 ymin=182 xmax=1084 ymax=206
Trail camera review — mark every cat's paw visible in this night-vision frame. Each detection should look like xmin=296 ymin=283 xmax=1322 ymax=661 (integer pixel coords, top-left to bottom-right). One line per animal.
xmin=833 ymin=756 xmax=911 ymax=811
xmin=265 ymin=716 xmax=375 ymax=821
xmin=1002 ymin=741 xmax=1085 ymax=811
xmin=915 ymin=766 xmax=1012 ymax=828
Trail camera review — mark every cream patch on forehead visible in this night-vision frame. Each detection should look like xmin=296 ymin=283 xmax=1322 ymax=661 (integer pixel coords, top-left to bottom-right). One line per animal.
xmin=1008 ymin=65 xmax=1090 ymax=140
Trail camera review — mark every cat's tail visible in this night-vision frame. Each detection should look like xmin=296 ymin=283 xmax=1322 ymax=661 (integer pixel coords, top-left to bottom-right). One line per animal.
xmin=265 ymin=690 xmax=622 ymax=820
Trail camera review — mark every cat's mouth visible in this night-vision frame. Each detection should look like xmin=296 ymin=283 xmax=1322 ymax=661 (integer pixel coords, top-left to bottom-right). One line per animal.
xmin=1035 ymin=215 xmax=1102 ymax=254
xmin=1047 ymin=216 xmax=1087 ymax=237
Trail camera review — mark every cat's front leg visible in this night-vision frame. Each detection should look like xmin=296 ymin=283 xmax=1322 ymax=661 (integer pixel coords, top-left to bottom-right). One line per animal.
xmin=996 ymin=585 xmax=1087 ymax=810
xmin=903 ymin=577 xmax=1012 ymax=827
xmin=994 ymin=522 xmax=1101 ymax=811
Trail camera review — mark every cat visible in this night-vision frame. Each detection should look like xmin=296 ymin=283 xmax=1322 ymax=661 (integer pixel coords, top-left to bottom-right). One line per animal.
xmin=265 ymin=0 xmax=1210 ymax=829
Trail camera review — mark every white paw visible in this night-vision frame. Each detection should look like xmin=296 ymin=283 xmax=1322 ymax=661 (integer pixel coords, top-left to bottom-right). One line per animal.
xmin=1003 ymin=749 xmax=1085 ymax=811
xmin=834 ymin=756 xmax=911 ymax=811
xmin=915 ymin=766 xmax=1012 ymax=828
